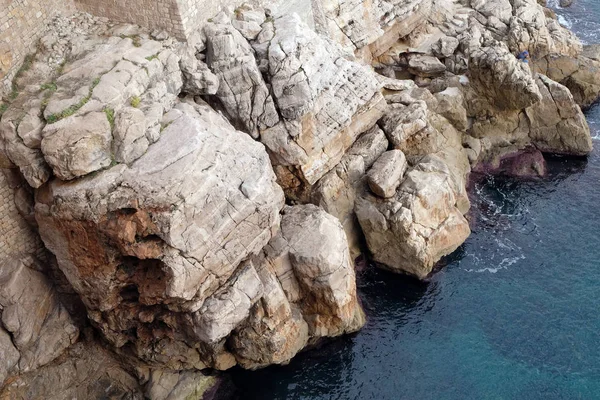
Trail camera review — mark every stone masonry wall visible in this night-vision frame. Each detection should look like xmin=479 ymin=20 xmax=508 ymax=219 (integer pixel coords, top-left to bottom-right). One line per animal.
xmin=0 ymin=0 xmax=76 ymax=97
xmin=74 ymin=0 xmax=285 ymax=40
xmin=74 ymin=0 xmax=188 ymax=38
xmin=0 ymin=169 xmax=45 ymax=263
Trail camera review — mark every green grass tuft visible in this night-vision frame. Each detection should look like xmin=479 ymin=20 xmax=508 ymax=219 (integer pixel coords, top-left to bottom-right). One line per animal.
xmin=120 ymin=34 xmax=142 ymax=47
xmin=104 ymin=107 xmax=115 ymax=130
xmin=40 ymin=82 xmax=57 ymax=92
xmin=130 ymin=96 xmax=141 ymax=108
xmin=0 ymin=103 xmax=8 ymax=118
xmin=46 ymin=76 xmax=101 ymax=124
xmin=160 ymin=121 xmax=172 ymax=133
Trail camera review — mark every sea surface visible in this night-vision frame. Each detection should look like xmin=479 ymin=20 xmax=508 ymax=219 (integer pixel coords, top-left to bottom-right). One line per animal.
xmin=230 ymin=3 xmax=600 ymax=399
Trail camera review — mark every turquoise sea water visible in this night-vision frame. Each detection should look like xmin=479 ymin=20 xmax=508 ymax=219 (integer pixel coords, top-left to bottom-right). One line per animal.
xmin=230 ymin=3 xmax=600 ymax=399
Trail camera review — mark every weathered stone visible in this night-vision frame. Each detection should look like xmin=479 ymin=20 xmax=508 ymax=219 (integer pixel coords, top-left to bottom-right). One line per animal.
xmin=41 ymin=111 xmax=112 ymax=180
xmin=205 ymin=17 xmax=279 ymax=138
xmin=180 ymin=49 xmax=220 ymax=96
xmin=145 ymin=369 xmax=217 ymax=400
xmin=356 ymin=156 xmax=471 ymax=279
xmin=469 ymin=46 xmax=542 ymax=111
xmin=258 ymin=14 xmax=385 ymax=200
xmin=433 ymin=87 xmax=468 ymax=131
xmin=112 ymin=107 xmax=148 ymax=164
xmin=228 ymin=256 xmax=309 ymax=369
xmin=194 ymin=262 xmax=263 ymax=344
xmin=0 ymin=326 xmax=19 ymax=387
xmin=431 ymin=36 xmax=460 ymax=58
xmin=381 ymin=102 xmax=441 ymax=156
xmin=367 ymin=150 xmax=408 ymax=198
xmin=527 ymin=75 xmax=593 ymax=155
xmin=273 ymin=205 xmax=365 ymax=337
xmin=229 ymin=204 xmax=365 ymax=369
xmin=35 ymin=100 xmax=284 ymax=370
xmin=311 ymin=126 xmax=389 ymax=258
xmin=407 ymin=54 xmax=447 ymax=77
xmin=0 ymin=257 xmax=79 ymax=373
xmin=0 ymin=340 xmax=142 ymax=400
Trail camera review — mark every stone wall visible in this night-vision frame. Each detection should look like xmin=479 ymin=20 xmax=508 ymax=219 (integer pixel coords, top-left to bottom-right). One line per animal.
xmin=0 ymin=169 xmax=45 ymax=263
xmin=74 ymin=0 xmax=188 ymax=38
xmin=74 ymin=0 xmax=286 ymax=39
xmin=0 ymin=0 xmax=76 ymax=96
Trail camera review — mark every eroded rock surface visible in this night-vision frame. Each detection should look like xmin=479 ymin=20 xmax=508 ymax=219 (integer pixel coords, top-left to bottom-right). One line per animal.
xmin=256 ymin=14 xmax=386 ymax=201
xmin=1 ymin=0 xmax=599 ymax=393
xmin=1 ymin=30 xmax=182 ymax=187
xmin=0 ymin=340 xmax=142 ymax=400
xmin=204 ymin=14 xmax=279 ymax=138
xmin=35 ymin=100 xmax=285 ymax=370
xmin=230 ymin=205 xmax=365 ymax=369
xmin=357 ymin=155 xmax=471 ymax=279
xmin=0 ymin=256 xmax=78 ymax=376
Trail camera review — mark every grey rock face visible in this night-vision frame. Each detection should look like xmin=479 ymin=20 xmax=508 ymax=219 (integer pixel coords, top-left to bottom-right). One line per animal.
xmin=407 ymin=54 xmax=447 ymax=77
xmin=257 ymin=14 xmax=386 ymax=200
xmin=205 ymin=16 xmax=279 ymax=138
xmin=2 ymin=0 xmax=599 ymax=389
xmin=180 ymin=48 xmax=220 ymax=96
xmin=1 ymin=33 xmax=183 ymax=187
xmin=381 ymin=102 xmax=440 ymax=156
xmin=0 ymin=257 xmax=79 ymax=375
xmin=356 ymin=156 xmax=471 ymax=279
xmin=36 ymin=100 xmax=285 ymax=370
xmin=279 ymin=205 xmax=364 ymax=337
xmin=230 ymin=204 xmax=365 ymax=369
xmin=0 ymin=340 xmax=143 ymax=400
xmin=41 ymin=112 xmax=113 ymax=180
xmin=0 ymin=326 xmax=19 ymax=387
xmin=469 ymin=46 xmax=542 ymax=111
xmin=311 ymin=126 xmax=389 ymax=258
xmin=527 ymin=75 xmax=593 ymax=155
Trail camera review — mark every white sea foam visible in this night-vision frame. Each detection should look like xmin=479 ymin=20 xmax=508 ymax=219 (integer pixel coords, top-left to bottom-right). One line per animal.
xmin=557 ymin=15 xmax=573 ymax=29
xmin=465 ymin=255 xmax=525 ymax=274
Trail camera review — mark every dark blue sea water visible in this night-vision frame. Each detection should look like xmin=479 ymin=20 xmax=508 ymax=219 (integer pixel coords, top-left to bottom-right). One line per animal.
xmin=229 ymin=3 xmax=600 ymax=399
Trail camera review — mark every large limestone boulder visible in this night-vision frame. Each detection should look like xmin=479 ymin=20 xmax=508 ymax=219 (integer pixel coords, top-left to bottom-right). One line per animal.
xmin=41 ymin=111 xmax=112 ymax=180
xmin=539 ymin=52 xmax=600 ymax=108
xmin=310 ymin=126 xmax=389 ymax=258
xmin=527 ymin=75 xmax=593 ymax=155
xmin=257 ymin=14 xmax=386 ymax=201
xmin=469 ymin=45 xmax=542 ymax=111
xmin=276 ymin=205 xmax=364 ymax=337
xmin=0 ymin=33 xmax=182 ymax=187
xmin=230 ymin=204 xmax=365 ymax=369
xmin=367 ymin=150 xmax=408 ymax=198
xmin=35 ymin=100 xmax=285 ymax=370
xmin=356 ymin=156 xmax=471 ymax=279
xmin=204 ymin=14 xmax=279 ymax=138
xmin=381 ymin=101 xmax=441 ymax=156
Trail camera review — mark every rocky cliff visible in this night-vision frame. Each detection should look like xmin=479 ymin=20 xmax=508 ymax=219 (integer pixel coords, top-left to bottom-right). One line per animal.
xmin=0 ymin=0 xmax=598 ymax=397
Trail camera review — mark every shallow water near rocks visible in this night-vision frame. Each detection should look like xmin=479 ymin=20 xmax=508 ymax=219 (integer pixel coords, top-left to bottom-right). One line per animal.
xmin=229 ymin=4 xmax=600 ymax=399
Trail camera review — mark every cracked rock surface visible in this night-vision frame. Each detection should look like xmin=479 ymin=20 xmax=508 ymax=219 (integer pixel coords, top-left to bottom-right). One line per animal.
xmin=1 ymin=0 xmax=600 ymax=394
xmin=35 ymin=99 xmax=285 ymax=370
xmin=257 ymin=14 xmax=386 ymax=201
xmin=0 ymin=256 xmax=78 ymax=385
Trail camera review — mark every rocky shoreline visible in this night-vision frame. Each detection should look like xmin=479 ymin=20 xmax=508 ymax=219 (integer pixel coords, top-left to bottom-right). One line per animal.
xmin=0 ymin=0 xmax=598 ymax=398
